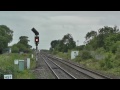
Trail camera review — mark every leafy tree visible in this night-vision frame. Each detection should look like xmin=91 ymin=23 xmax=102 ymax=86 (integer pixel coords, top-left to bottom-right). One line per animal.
xmin=61 ymin=34 xmax=76 ymax=52
xmin=11 ymin=44 xmax=19 ymax=53
xmin=18 ymin=36 xmax=30 ymax=48
xmin=50 ymin=40 xmax=59 ymax=50
xmin=85 ymin=30 xmax=97 ymax=41
xmin=11 ymin=36 xmax=32 ymax=53
xmin=0 ymin=25 xmax=13 ymax=53
xmin=84 ymin=26 xmax=120 ymax=51
xmin=50 ymin=33 xmax=76 ymax=53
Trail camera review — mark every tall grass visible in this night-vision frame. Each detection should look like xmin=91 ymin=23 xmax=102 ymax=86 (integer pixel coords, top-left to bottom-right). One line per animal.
xmin=0 ymin=53 xmax=36 ymax=79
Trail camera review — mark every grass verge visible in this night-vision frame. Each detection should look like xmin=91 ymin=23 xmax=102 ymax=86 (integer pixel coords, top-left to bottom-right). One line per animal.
xmin=0 ymin=53 xmax=36 ymax=79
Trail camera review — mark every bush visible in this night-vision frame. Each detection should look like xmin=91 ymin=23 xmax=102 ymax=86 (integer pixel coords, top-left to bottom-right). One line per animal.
xmin=52 ymin=50 xmax=58 ymax=55
xmin=115 ymin=47 xmax=120 ymax=59
xmin=96 ymin=47 xmax=106 ymax=54
xmin=74 ymin=55 xmax=82 ymax=62
xmin=110 ymin=41 xmax=120 ymax=53
xmin=81 ymin=50 xmax=92 ymax=60
xmin=99 ymin=52 xmax=113 ymax=70
xmin=12 ymin=46 xmax=19 ymax=53
xmin=0 ymin=53 xmax=36 ymax=79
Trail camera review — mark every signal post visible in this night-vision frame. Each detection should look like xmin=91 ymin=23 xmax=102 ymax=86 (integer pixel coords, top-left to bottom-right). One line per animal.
xmin=31 ymin=27 xmax=39 ymax=51
xmin=35 ymin=36 xmax=39 ymax=50
xmin=31 ymin=27 xmax=39 ymax=62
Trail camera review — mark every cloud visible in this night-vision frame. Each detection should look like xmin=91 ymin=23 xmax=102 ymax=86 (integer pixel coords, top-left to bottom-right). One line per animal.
xmin=0 ymin=11 xmax=120 ymax=50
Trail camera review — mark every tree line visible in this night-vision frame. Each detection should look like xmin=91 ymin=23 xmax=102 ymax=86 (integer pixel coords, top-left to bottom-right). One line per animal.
xmin=84 ymin=25 xmax=120 ymax=53
xmin=50 ymin=25 xmax=120 ymax=54
xmin=0 ymin=25 xmax=32 ymax=54
xmin=50 ymin=34 xmax=76 ymax=53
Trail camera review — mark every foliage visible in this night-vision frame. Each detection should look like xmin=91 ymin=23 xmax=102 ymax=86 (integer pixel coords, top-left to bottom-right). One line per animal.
xmin=0 ymin=25 xmax=13 ymax=53
xmin=85 ymin=26 xmax=120 ymax=51
xmin=99 ymin=52 xmax=113 ymax=70
xmin=76 ymin=45 xmax=85 ymax=51
xmin=49 ymin=25 xmax=120 ymax=76
xmin=50 ymin=33 xmax=76 ymax=53
xmin=11 ymin=36 xmax=32 ymax=53
xmin=0 ymin=53 xmax=36 ymax=79
xmin=80 ymin=50 xmax=92 ymax=60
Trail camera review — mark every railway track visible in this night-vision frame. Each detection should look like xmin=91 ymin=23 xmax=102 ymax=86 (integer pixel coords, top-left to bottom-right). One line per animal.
xmin=42 ymin=53 xmax=112 ymax=79
xmin=41 ymin=54 xmax=76 ymax=79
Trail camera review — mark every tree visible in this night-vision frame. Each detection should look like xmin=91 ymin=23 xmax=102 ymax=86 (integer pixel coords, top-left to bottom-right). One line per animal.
xmin=76 ymin=45 xmax=85 ymax=51
xmin=18 ymin=36 xmax=30 ymax=47
xmin=50 ymin=33 xmax=76 ymax=53
xmin=11 ymin=36 xmax=32 ymax=53
xmin=51 ymin=40 xmax=59 ymax=49
xmin=11 ymin=44 xmax=19 ymax=53
xmin=84 ymin=26 xmax=120 ymax=51
xmin=85 ymin=30 xmax=97 ymax=40
xmin=0 ymin=25 xmax=13 ymax=53
xmin=62 ymin=34 xmax=76 ymax=52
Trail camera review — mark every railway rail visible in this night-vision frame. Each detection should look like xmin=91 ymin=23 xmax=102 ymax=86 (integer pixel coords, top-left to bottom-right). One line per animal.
xmin=41 ymin=54 xmax=76 ymax=79
xmin=41 ymin=52 xmax=112 ymax=79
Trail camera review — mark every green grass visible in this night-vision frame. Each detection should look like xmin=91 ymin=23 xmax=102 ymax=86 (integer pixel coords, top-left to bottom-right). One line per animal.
xmin=14 ymin=70 xmax=36 ymax=79
xmin=55 ymin=50 xmax=71 ymax=60
xmin=0 ymin=53 xmax=36 ymax=79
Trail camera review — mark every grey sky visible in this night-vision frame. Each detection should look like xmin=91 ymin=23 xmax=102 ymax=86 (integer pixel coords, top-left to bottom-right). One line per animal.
xmin=0 ymin=11 xmax=120 ymax=50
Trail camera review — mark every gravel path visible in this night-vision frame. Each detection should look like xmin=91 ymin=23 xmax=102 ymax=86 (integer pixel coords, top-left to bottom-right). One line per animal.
xmin=32 ymin=52 xmax=56 ymax=79
xmin=43 ymin=55 xmax=75 ymax=79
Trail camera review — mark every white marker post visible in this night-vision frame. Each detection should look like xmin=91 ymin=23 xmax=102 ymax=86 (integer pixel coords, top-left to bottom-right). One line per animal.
xmin=4 ymin=74 xmax=12 ymax=79
xmin=31 ymin=54 xmax=33 ymax=58
xmin=14 ymin=60 xmax=18 ymax=65
xmin=27 ymin=58 xmax=30 ymax=69
xmin=36 ymin=57 xmax=38 ymax=61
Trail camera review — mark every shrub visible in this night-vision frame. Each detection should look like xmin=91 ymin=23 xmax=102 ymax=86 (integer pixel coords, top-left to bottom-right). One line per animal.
xmin=52 ymin=50 xmax=58 ymax=55
xmin=74 ymin=55 xmax=82 ymax=62
xmin=115 ymin=47 xmax=120 ymax=59
xmin=81 ymin=50 xmax=92 ymax=60
xmin=99 ymin=52 xmax=113 ymax=70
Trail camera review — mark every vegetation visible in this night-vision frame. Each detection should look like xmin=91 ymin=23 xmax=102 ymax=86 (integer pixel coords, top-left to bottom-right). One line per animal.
xmin=49 ymin=26 xmax=120 ymax=76
xmin=11 ymin=36 xmax=32 ymax=53
xmin=0 ymin=24 xmax=36 ymax=79
xmin=0 ymin=53 xmax=36 ymax=79
xmin=0 ymin=25 xmax=13 ymax=54
xmin=50 ymin=33 xmax=76 ymax=53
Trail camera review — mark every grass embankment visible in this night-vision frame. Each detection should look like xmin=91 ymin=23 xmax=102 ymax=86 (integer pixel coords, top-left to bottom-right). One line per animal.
xmin=51 ymin=50 xmax=120 ymax=77
xmin=0 ymin=53 xmax=36 ymax=79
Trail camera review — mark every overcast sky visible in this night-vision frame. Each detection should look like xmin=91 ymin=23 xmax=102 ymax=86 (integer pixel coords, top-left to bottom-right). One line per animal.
xmin=0 ymin=11 xmax=120 ymax=50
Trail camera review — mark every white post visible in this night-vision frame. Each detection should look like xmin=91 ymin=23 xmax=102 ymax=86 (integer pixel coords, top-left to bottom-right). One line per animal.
xmin=14 ymin=60 xmax=18 ymax=65
xmin=27 ymin=58 xmax=30 ymax=69
xmin=31 ymin=54 xmax=33 ymax=58
xmin=9 ymin=48 xmax=11 ymax=53
xmin=36 ymin=57 xmax=38 ymax=61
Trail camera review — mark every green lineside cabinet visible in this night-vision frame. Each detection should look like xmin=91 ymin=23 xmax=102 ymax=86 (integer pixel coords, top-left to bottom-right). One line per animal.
xmin=19 ymin=60 xmax=24 ymax=71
